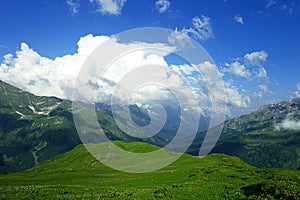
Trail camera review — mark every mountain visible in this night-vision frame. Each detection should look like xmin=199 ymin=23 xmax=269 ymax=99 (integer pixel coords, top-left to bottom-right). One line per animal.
xmin=0 ymin=80 xmax=200 ymax=173
xmin=0 ymin=80 xmax=145 ymax=173
xmin=1 ymin=78 xmax=300 ymax=173
xmin=0 ymin=80 xmax=81 ymax=173
xmin=0 ymin=141 xmax=299 ymax=199
xmin=189 ymin=98 xmax=300 ymax=170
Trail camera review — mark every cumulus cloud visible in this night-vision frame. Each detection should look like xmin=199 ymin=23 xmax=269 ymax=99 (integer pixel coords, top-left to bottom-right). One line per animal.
xmin=0 ymin=35 xmax=174 ymax=103
xmin=66 ymin=0 xmax=80 ymax=14
xmin=0 ymin=34 xmax=111 ymax=99
xmin=1 ymin=42 xmax=86 ymax=99
xmin=256 ymin=67 xmax=268 ymax=78
xmin=244 ymin=50 xmax=268 ymax=66
xmin=234 ymin=14 xmax=244 ymax=25
xmin=275 ymin=116 xmax=300 ymax=131
xmin=225 ymin=85 xmax=250 ymax=108
xmin=170 ymin=15 xmax=214 ymax=45
xmin=224 ymin=61 xmax=251 ymax=79
xmin=222 ymin=50 xmax=270 ymax=106
xmin=0 ymin=33 xmax=252 ymax=119
xmin=90 ymin=0 xmax=127 ymax=15
xmin=170 ymin=62 xmax=250 ymax=116
xmin=155 ymin=0 xmax=171 ymax=13
xmin=185 ymin=15 xmax=214 ymax=40
xmin=223 ymin=50 xmax=269 ymax=80
xmin=167 ymin=28 xmax=193 ymax=49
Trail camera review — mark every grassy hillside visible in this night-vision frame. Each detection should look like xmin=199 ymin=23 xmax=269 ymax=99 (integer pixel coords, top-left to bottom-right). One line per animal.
xmin=0 ymin=141 xmax=299 ymax=199
xmin=0 ymin=80 xmax=82 ymax=173
xmin=1 ymin=78 xmax=300 ymax=175
xmin=189 ymin=98 xmax=300 ymax=170
xmin=0 ymin=80 xmax=183 ymax=173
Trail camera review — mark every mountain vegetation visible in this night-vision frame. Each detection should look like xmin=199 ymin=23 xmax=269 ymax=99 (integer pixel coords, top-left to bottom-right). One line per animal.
xmin=212 ymin=98 xmax=300 ymax=170
xmin=1 ymin=79 xmax=300 ymax=175
xmin=0 ymin=80 xmax=181 ymax=173
xmin=189 ymin=98 xmax=300 ymax=170
xmin=0 ymin=141 xmax=299 ymax=199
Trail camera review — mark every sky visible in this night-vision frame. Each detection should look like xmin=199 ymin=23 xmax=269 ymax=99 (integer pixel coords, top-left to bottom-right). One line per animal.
xmin=0 ymin=0 xmax=300 ymax=118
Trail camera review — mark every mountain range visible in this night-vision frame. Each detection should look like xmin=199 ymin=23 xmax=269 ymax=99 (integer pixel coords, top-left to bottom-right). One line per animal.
xmin=0 ymin=79 xmax=300 ymax=174
xmin=208 ymin=98 xmax=300 ymax=170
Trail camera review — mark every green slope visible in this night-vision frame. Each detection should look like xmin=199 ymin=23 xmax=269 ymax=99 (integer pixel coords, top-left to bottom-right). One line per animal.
xmin=0 ymin=80 xmax=82 ymax=173
xmin=0 ymin=80 xmax=178 ymax=173
xmin=189 ymin=98 xmax=300 ymax=170
xmin=0 ymin=80 xmax=162 ymax=173
xmin=0 ymin=141 xmax=299 ymax=199
xmin=1 ymin=78 xmax=300 ymax=174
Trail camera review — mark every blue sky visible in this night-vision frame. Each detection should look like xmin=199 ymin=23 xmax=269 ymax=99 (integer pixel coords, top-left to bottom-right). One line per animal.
xmin=0 ymin=0 xmax=300 ymax=116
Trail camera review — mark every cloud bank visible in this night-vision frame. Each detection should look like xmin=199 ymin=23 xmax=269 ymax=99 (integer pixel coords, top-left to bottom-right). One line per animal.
xmin=0 ymin=33 xmax=256 ymax=117
xmin=275 ymin=116 xmax=300 ymax=131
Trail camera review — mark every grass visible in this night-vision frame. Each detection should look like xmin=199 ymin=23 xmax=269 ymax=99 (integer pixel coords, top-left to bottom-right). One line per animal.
xmin=0 ymin=141 xmax=299 ymax=199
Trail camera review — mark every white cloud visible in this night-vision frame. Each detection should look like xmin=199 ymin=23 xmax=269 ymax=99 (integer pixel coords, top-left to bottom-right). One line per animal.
xmin=77 ymin=34 xmax=110 ymax=55
xmin=90 ymin=0 xmax=127 ymax=15
xmin=155 ymin=0 xmax=171 ymax=13
xmin=256 ymin=67 xmax=268 ymax=78
xmin=244 ymin=50 xmax=268 ymax=66
xmin=221 ymin=50 xmax=270 ymax=109
xmin=185 ymin=15 xmax=214 ymax=41
xmin=225 ymin=86 xmax=250 ymax=108
xmin=167 ymin=16 xmax=214 ymax=48
xmin=224 ymin=51 xmax=269 ymax=80
xmin=225 ymin=61 xmax=251 ymax=79
xmin=193 ymin=62 xmax=250 ymax=114
xmin=294 ymin=82 xmax=300 ymax=97
xmin=275 ymin=116 xmax=300 ymax=131
xmin=0 ymin=34 xmax=252 ymax=119
xmin=254 ymin=85 xmax=269 ymax=99
xmin=234 ymin=14 xmax=244 ymax=25
xmin=258 ymin=84 xmax=268 ymax=92
xmin=0 ymin=35 xmax=175 ymax=103
xmin=66 ymin=0 xmax=80 ymax=14
xmin=167 ymin=28 xmax=193 ymax=48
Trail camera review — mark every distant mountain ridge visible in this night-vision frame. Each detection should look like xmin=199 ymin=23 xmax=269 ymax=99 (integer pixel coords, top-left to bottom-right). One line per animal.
xmin=1 ymin=79 xmax=300 ymax=173
xmin=189 ymin=97 xmax=300 ymax=170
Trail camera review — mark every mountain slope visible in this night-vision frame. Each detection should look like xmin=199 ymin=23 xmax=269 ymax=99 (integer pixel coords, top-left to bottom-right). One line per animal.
xmin=0 ymin=80 xmax=188 ymax=173
xmin=0 ymin=80 xmax=82 ymax=173
xmin=1 ymin=78 xmax=300 ymax=173
xmin=0 ymin=141 xmax=299 ymax=199
xmin=189 ymin=98 xmax=300 ymax=170
xmin=0 ymin=80 xmax=142 ymax=173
